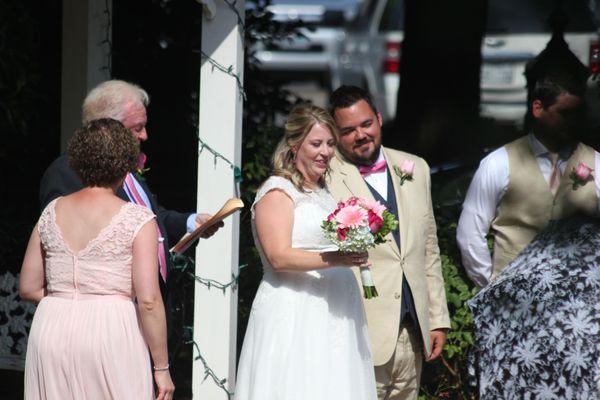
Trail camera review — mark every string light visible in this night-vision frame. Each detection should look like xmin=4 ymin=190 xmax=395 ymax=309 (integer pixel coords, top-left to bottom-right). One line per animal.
xmin=200 ymin=50 xmax=247 ymax=101
xmin=198 ymin=136 xmax=243 ymax=197
xmin=171 ymin=254 xmax=246 ymax=294
xmin=220 ymin=0 xmax=246 ymax=43
xmin=189 ymin=340 xmax=235 ymax=399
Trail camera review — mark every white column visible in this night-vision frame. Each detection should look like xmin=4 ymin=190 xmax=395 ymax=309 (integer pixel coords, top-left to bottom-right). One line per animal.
xmin=193 ymin=1 xmax=244 ymax=399
xmin=61 ymin=0 xmax=112 ymax=151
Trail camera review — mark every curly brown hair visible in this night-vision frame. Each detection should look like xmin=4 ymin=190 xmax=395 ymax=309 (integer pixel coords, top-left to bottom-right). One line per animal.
xmin=67 ymin=118 xmax=139 ymax=187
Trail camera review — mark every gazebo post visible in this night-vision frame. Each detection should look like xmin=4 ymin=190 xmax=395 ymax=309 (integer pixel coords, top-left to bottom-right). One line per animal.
xmin=193 ymin=0 xmax=244 ymax=398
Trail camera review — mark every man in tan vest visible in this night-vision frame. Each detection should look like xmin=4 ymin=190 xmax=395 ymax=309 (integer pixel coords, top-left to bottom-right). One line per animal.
xmin=457 ymin=75 xmax=600 ymax=287
xmin=327 ymin=86 xmax=451 ymax=400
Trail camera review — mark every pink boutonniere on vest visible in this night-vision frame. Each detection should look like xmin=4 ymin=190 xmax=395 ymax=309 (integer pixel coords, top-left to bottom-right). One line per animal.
xmin=393 ymin=160 xmax=415 ymax=186
xmin=135 ymin=152 xmax=150 ymax=180
xmin=569 ymin=161 xmax=594 ymax=190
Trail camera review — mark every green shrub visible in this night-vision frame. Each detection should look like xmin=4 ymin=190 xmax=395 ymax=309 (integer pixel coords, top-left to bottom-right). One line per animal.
xmin=418 ymin=169 xmax=478 ymax=399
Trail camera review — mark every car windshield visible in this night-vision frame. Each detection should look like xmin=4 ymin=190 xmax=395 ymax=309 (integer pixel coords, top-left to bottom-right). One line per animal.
xmin=487 ymin=0 xmax=597 ymax=33
xmin=379 ymin=0 xmax=405 ymax=31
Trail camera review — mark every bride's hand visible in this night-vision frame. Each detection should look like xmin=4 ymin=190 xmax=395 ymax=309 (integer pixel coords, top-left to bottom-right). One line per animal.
xmin=154 ymin=370 xmax=175 ymax=400
xmin=331 ymin=251 xmax=370 ymax=267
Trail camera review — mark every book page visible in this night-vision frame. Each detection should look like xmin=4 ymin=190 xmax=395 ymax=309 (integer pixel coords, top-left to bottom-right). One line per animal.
xmin=170 ymin=198 xmax=244 ymax=255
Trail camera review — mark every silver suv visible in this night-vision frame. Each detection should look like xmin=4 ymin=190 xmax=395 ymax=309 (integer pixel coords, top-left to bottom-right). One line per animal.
xmin=337 ymin=0 xmax=599 ymax=124
xmin=250 ymin=0 xmax=360 ymax=89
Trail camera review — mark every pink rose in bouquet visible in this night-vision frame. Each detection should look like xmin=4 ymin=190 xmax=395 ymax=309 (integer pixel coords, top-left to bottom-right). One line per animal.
xmin=337 ymin=227 xmax=348 ymax=241
xmin=322 ymin=196 xmax=399 ymax=298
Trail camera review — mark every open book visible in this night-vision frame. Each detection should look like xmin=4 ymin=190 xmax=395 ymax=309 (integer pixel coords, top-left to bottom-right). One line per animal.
xmin=170 ymin=198 xmax=244 ymax=255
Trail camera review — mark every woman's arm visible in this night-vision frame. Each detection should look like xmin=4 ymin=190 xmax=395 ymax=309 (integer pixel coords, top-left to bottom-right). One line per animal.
xmin=132 ymin=220 xmax=174 ymax=399
xmin=19 ymin=224 xmax=47 ymax=303
xmin=254 ymin=190 xmax=368 ymax=271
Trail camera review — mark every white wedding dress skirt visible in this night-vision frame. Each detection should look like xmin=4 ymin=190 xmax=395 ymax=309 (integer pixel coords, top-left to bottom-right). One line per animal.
xmin=234 ymin=176 xmax=376 ymax=400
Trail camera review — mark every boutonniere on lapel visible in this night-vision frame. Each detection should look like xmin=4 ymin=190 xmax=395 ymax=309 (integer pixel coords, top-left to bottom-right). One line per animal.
xmin=135 ymin=152 xmax=150 ymax=181
xmin=569 ymin=161 xmax=594 ymax=190
xmin=393 ymin=160 xmax=415 ymax=186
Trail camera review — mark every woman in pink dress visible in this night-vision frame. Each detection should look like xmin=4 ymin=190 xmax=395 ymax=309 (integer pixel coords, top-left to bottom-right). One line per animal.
xmin=20 ymin=118 xmax=174 ymax=400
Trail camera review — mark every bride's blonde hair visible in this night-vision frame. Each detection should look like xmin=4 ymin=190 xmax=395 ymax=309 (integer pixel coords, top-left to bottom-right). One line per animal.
xmin=272 ymin=104 xmax=339 ymax=192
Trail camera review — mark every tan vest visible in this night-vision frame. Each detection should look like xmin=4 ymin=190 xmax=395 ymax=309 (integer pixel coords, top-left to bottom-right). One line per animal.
xmin=491 ymin=137 xmax=597 ymax=276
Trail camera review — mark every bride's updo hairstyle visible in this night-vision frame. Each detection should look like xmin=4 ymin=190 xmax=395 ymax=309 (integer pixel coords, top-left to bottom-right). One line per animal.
xmin=68 ymin=118 xmax=139 ymax=187
xmin=272 ymin=104 xmax=339 ymax=192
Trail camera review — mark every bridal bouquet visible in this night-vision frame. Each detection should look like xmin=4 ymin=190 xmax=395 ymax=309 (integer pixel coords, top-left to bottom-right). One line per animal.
xmin=321 ymin=197 xmax=398 ymax=298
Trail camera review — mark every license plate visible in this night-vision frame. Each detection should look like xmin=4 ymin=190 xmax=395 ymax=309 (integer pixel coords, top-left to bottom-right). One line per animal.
xmin=481 ymin=64 xmax=515 ymax=86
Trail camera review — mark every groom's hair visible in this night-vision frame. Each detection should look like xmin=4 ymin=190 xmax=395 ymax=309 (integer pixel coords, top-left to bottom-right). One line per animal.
xmin=329 ymin=85 xmax=378 ymax=115
xmin=531 ymin=73 xmax=585 ymax=109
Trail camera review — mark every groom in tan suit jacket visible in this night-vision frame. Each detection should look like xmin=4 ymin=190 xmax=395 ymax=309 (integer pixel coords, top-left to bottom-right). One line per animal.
xmin=327 ymin=86 xmax=451 ymax=400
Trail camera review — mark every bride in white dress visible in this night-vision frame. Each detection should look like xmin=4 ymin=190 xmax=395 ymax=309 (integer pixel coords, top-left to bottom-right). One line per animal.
xmin=234 ymin=105 xmax=377 ymax=400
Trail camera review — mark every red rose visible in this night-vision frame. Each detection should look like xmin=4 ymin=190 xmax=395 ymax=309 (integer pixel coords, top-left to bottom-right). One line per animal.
xmin=368 ymin=210 xmax=383 ymax=233
xmin=337 ymin=227 xmax=349 ymax=241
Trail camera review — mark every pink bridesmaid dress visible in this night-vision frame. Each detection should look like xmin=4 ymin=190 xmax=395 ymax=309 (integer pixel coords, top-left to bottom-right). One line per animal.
xmin=24 ymin=199 xmax=156 ymax=400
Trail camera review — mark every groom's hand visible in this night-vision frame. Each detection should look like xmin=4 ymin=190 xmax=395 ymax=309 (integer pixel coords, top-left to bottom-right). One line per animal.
xmin=426 ymin=329 xmax=447 ymax=362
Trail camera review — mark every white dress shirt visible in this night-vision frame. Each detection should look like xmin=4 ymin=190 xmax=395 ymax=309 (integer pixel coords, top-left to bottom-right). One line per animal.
xmin=363 ymin=149 xmax=389 ymax=200
xmin=457 ymin=134 xmax=600 ymax=287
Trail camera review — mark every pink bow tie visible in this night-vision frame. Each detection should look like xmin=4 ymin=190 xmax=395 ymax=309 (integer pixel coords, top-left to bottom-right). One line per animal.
xmin=358 ymin=160 xmax=387 ymax=177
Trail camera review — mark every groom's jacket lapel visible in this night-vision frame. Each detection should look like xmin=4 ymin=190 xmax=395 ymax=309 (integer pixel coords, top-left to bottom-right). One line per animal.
xmin=383 ymin=147 xmax=409 ymax=259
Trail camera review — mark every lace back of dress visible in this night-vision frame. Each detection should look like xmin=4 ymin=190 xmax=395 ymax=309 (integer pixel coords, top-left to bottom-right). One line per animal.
xmin=38 ymin=199 xmax=61 ymax=253
xmin=82 ymin=204 xmax=155 ymax=261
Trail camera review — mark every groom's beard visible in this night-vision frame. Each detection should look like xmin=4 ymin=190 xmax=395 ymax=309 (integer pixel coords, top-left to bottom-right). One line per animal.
xmin=349 ymin=140 xmax=381 ymax=167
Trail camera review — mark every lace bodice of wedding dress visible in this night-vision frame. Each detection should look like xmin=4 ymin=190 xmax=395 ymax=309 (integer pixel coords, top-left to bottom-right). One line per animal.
xmin=251 ymin=175 xmax=338 ymax=269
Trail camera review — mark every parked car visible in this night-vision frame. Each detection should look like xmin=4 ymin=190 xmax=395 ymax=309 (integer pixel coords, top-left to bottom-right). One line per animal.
xmin=249 ymin=0 xmax=361 ymax=89
xmin=336 ymin=0 xmax=404 ymax=122
xmin=337 ymin=0 xmax=599 ymax=124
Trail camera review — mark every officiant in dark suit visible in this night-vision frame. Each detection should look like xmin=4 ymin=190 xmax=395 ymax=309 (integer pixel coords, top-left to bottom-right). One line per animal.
xmin=39 ymin=80 xmax=223 ymax=297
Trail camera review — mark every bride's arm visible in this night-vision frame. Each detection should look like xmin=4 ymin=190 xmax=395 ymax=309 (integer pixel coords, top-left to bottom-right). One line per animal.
xmin=19 ymin=224 xmax=47 ymax=303
xmin=254 ymin=190 xmax=368 ymax=271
